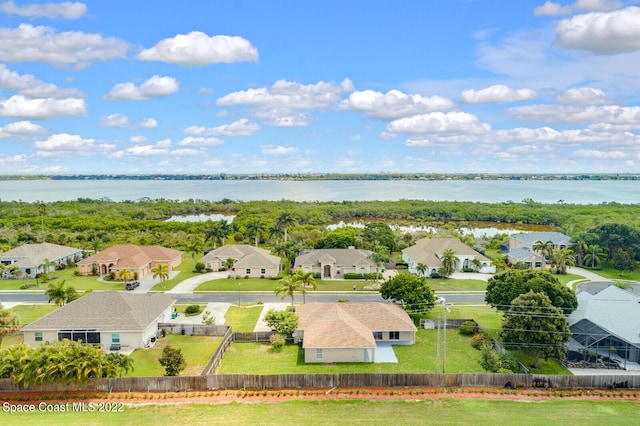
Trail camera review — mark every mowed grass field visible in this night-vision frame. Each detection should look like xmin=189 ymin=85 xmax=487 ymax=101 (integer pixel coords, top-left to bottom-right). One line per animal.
xmin=2 ymin=399 xmax=638 ymax=425
xmin=218 ymin=329 xmax=485 ymax=374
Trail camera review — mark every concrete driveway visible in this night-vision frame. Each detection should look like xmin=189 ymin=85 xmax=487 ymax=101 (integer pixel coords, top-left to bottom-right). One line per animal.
xmin=166 ymin=271 xmax=228 ymax=294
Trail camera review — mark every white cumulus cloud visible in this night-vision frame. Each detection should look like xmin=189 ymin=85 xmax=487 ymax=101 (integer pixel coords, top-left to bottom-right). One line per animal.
xmin=384 ymin=111 xmax=491 ymax=137
xmin=35 ymin=133 xmax=115 ymax=157
xmin=261 ymin=145 xmax=297 ymax=155
xmin=105 ymin=75 xmax=179 ymax=101
xmin=574 ymin=0 xmax=622 ymax=12
xmin=554 ymin=6 xmax=640 ymax=54
xmin=129 ymin=136 xmax=147 ymax=144
xmin=0 ymin=24 xmax=128 ymax=68
xmin=271 ymin=115 xmax=309 ymax=127
xmin=0 ymin=120 xmax=44 ymax=138
xmin=0 ymin=1 xmax=88 ymax=19
xmin=178 ymin=136 xmax=224 ymax=147
xmin=461 ymin=85 xmax=537 ymax=104
xmin=339 ymin=89 xmax=454 ymax=120
xmin=0 ymin=95 xmax=86 ymax=119
xmin=534 ymin=1 xmax=572 ymax=16
xmin=0 ymin=64 xmax=83 ymax=98
xmin=100 ymin=113 xmax=129 ymax=128
xmin=555 ymin=87 xmax=612 ymax=105
xmin=140 ymin=118 xmax=158 ymax=128
xmin=183 ymin=118 xmax=259 ymax=136
xmin=136 ymin=31 xmax=258 ymax=66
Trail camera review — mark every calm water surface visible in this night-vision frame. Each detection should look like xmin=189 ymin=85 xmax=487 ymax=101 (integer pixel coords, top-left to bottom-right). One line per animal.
xmin=0 ymin=179 xmax=638 ymax=204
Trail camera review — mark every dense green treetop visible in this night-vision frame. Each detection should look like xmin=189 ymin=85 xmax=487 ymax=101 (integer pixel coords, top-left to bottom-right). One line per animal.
xmin=485 ymin=269 xmax=578 ymax=313
xmin=380 ymin=272 xmax=436 ymax=314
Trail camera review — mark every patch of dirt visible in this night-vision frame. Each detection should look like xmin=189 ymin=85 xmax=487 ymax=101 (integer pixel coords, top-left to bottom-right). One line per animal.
xmin=1 ymin=387 xmax=639 ymax=406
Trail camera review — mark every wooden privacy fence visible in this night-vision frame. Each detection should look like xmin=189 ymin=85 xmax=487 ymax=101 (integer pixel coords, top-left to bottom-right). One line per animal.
xmin=1 ymin=373 xmax=639 ymax=393
xmin=201 ymin=327 xmax=233 ymax=376
xmin=233 ymin=331 xmax=273 ymax=342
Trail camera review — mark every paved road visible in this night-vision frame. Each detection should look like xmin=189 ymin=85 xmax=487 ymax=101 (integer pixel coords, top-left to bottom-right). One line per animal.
xmin=0 ymin=291 xmax=486 ymax=305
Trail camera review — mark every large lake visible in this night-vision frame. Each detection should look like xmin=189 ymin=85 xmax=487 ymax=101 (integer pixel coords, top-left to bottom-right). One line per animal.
xmin=0 ymin=179 xmax=638 ymax=204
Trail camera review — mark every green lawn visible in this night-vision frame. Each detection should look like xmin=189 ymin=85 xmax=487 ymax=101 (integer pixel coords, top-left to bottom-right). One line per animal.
xmin=223 ymin=306 xmax=264 ymax=332
xmin=174 ymin=303 xmax=207 ymax=316
xmin=196 ymin=277 xmax=487 ymax=292
xmin=4 ymin=400 xmax=639 ymax=426
xmin=0 ymin=333 xmax=23 ymax=348
xmin=9 ymin=303 xmax=58 ymax=324
xmin=589 ymin=265 xmax=640 ymax=282
xmin=0 ymin=267 xmax=125 ymax=291
xmin=150 ymin=256 xmax=202 ymax=291
xmin=514 ymin=351 xmax=572 ymax=375
xmin=125 ymin=334 xmax=221 ymax=377
xmin=218 ymin=329 xmax=484 ymax=374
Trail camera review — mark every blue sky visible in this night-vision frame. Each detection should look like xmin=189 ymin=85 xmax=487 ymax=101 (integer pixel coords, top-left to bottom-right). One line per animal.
xmin=1 ymin=0 xmax=640 ymax=174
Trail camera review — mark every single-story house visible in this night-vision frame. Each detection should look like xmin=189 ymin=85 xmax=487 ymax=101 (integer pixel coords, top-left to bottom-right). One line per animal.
xmin=22 ymin=291 xmax=176 ymax=350
xmin=76 ymin=244 xmax=182 ymax=278
xmin=402 ymin=237 xmax=495 ymax=275
xmin=507 ymin=231 xmax=572 ymax=268
xmin=567 ymin=285 xmax=640 ymax=365
xmin=294 ymin=302 xmax=417 ymax=363
xmin=293 ymin=248 xmax=376 ymax=279
xmin=199 ymin=244 xmax=281 ymax=278
xmin=0 ymin=242 xmax=83 ymax=278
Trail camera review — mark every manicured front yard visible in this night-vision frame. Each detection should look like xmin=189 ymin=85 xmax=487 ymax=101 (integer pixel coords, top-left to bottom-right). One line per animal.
xmin=125 ymin=334 xmax=221 ymax=377
xmin=223 ymin=306 xmax=264 ymax=332
xmin=218 ymin=329 xmax=484 ymax=374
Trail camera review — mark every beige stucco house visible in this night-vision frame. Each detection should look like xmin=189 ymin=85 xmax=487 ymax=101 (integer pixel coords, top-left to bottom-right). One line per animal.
xmin=294 ymin=302 xmax=417 ymax=363
xmin=0 ymin=242 xmax=83 ymax=278
xmin=402 ymin=237 xmax=495 ymax=275
xmin=22 ymin=292 xmax=175 ymax=351
xmin=293 ymin=248 xmax=376 ymax=279
xmin=199 ymin=244 xmax=281 ymax=278
xmin=76 ymin=244 xmax=182 ymax=279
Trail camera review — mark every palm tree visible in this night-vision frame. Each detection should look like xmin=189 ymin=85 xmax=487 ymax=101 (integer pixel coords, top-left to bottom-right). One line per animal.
xmin=276 ymin=212 xmax=296 ymax=243
xmin=117 ymin=268 xmax=133 ymax=284
xmin=186 ymin=237 xmax=204 ymax=269
xmin=440 ymin=248 xmax=458 ymax=277
xmin=204 ymin=219 xmax=231 ymax=249
xmin=225 ymin=257 xmax=236 ymax=277
xmin=472 ymin=258 xmax=483 ymax=272
xmin=268 ymin=223 xmax=285 ymax=246
xmin=293 ymin=270 xmax=317 ymax=304
xmin=416 ymin=262 xmax=427 ymax=277
xmin=245 ymin=218 xmax=266 ymax=247
xmin=368 ymin=246 xmax=390 ymax=284
xmin=104 ymin=352 xmax=134 ymax=378
xmin=533 ymin=240 xmax=554 ymax=267
xmin=0 ymin=303 xmax=21 ymax=347
xmin=274 ymin=275 xmax=302 ymax=311
xmin=151 ymin=263 xmax=170 ymax=288
xmin=554 ymin=248 xmax=575 ymax=275
xmin=45 ymin=280 xmax=75 ymax=306
xmin=584 ymin=244 xmax=606 ymax=268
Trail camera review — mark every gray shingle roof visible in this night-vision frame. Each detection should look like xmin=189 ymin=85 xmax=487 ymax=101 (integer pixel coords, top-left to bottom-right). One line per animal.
xmin=0 ymin=242 xmax=82 ymax=268
xmin=511 ymin=232 xmax=572 ymax=245
xmin=507 ymin=248 xmax=538 ymax=261
xmin=23 ymin=292 xmax=175 ymax=332
xmin=200 ymin=244 xmax=280 ymax=267
xmin=402 ymin=237 xmax=490 ymax=267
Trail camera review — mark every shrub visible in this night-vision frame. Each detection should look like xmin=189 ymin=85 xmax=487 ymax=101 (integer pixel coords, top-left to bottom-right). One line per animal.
xmin=471 ymin=332 xmax=492 ymax=350
xmin=499 ymin=352 xmax=521 ymax=373
xmin=430 ymin=271 xmax=441 ymax=278
xmin=56 ymin=263 xmax=66 ymax=270
xmin=269 ymin=333 xmax=286 ymax=350
xmin=194 ymin=262 xmax=206 ymax=273
xmin=185 ymin=304 xmax=201 ymax=315
xmin=459 ymin=321 xmax=478 ymax=336
xmin=337 ymin=298 xmax=349 ymax=303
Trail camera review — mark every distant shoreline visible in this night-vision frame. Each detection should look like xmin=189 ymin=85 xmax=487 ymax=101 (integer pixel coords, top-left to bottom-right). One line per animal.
xmin=1 ymin=173 xmax=638 ymax=181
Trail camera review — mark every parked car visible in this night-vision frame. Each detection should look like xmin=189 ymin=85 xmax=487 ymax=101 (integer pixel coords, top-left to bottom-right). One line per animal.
xmin=125 ymin=281 xmax=140 ymax=291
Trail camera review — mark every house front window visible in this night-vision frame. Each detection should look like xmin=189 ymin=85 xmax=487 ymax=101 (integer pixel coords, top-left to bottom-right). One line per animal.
xmin=535 ymin=262 xmax=542 ymax=268
xmin=389 ymin=331 xmax=400 ymax=340
xmin=112 ymin=334 xmax=120 ymax=343
xmin=245 ymin=268 xmax=251 ymax=275
xmin=373 ymin=331 xmax=383 ymax=340
xmin=316 ymin=349 xmax=323 ymax=360
xmin=261 ymin=268 xmax=266 ymax=275
xmin=35 ymin=332 xmax=43 ymax=342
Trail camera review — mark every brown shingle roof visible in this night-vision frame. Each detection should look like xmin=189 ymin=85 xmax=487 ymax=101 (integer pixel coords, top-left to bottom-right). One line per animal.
xmin=296 ymin=303 xmax=416 ymax=349
xmin=77 ymin=244 xmax=181 ymax=269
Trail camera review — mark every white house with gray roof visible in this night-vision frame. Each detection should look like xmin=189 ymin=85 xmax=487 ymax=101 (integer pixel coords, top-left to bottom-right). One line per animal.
xmin=403 ymin=237 xmax=495 ymax=275
xmin=0 ymin=242 xmax=83 ymax=278
xmin=293 ymin=248 xmax=376 ymax=279
xmin=22 ymin=292 xmax=175 ymax=351
xmin=507 ymin=231 xmax=572 ymax=268
xmin=567 ymin=285 xmax=640 ymax=365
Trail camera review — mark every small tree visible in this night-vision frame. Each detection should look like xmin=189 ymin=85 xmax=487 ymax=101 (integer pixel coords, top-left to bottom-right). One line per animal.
xmin=274 ymin=275 xmax=302 ymax=311
xmin=151 ymin=263 xmax=170 ymax=288
xmin=0 ymin=303 xmax=21 ymax=347
xmin=201 ymin=310 xmax=216 ymax=325
xmin=159 ymin=346 xmax=186 ymax=376
xmin=479 ymin=347 xmax=500 ymax=372
xmin=264 ymin=309 xmax=298 ymax=336
xmin=379 ymin=272 xmax=436 ymax=314
xmin=500 ymin=290 xmax=571 ymax=369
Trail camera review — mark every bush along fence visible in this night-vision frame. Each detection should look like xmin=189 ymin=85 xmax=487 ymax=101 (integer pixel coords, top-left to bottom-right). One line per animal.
xmin=1 ymin=373 xmax=639 ymax=393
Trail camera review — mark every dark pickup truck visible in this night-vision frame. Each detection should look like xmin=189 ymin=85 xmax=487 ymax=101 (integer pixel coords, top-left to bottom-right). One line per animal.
xmin=125 ymin=281 xmax=140 ymax=291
